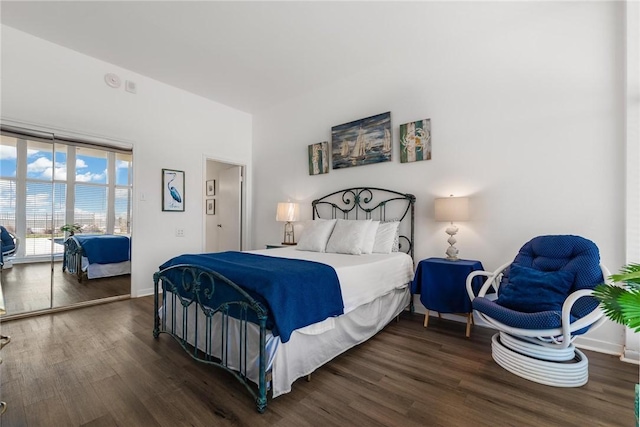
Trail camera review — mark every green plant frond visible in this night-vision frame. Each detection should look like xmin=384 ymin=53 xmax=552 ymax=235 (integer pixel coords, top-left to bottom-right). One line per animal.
xmin=594 ymin=285 xmax=629 ymax=325
xmin=610 ymin=263 xmax=640 ymax=286
xmin=596 ymin=264 xmax=640 ymax=332
xmin=617 ymin=263 xmax=640 ymax=275
xmin=619 ymin=291 xmax=640 ymax=333
xmin=625 ymin=318 xmax=640 ymax=333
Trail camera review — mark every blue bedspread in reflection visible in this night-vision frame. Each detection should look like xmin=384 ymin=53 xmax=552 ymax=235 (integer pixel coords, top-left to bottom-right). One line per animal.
xmin=73 ymin=235 xmax=130 ymax=264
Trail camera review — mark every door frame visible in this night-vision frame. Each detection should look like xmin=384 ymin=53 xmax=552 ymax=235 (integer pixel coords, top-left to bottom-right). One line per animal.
xmin=201 ymin=154 xmax=250 ymax=252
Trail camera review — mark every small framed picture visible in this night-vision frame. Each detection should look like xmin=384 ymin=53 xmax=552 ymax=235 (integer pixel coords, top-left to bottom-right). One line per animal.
xmin=308 ymin=141 xmax=329 ymax=175
xmin=162 ymin=169 xmax=185 ymax=212
xmin=206 ymin=179 xmax=216 ymax=196
xmin=399 ymin=118 xmax=431 ymax=163
xmin=206 ymin=199 xmax=215 ymax=215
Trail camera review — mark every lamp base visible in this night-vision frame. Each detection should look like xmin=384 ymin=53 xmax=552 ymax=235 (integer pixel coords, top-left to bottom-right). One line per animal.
xmin=445 ymin=246 xmax=460 ymax=261
xmin=282 ymin=221 xmax=296 ymax=245
xmin=444 ymin=223 xmax=460 ymax=261
xmin=280 ymin=242 xmax=297 ymax=245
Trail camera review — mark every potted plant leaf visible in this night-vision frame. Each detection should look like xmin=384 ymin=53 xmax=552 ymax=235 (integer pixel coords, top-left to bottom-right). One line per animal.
xmin=60 ymin=223 xmax=82 ymax=236
xmin=592 ymin=263 xmax=640 ymax=423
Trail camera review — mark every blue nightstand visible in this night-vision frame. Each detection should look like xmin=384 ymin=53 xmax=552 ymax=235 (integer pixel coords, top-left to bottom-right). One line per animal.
xmin=411 ymin=257 xmax=485 ymax=337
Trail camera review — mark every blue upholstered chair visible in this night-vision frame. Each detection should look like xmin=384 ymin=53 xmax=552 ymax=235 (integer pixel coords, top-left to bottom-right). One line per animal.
xmin=466 ymin=235 xmax=611 ymax=387
xmin=0 ymin=226 xmax=19 ymax=270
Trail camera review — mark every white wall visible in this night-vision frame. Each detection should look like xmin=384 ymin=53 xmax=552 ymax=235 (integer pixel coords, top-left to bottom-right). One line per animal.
xmin=624 ymin=0 xmax=640 ymax=363
xmin=252 ymin=2 xmax=629 ymax=354
xmin=1 ymin=26 xmax=253 ymax=297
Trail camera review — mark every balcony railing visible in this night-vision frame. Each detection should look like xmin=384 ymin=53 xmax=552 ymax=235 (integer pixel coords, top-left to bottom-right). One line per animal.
xmin=0 ymin=213 xmax=126 ymax=258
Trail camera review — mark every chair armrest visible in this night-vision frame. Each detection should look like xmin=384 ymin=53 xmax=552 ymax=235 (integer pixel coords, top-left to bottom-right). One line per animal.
xmin=560 ymin=264 xmax=613 ymax=343
xmin=466 ymin=261 xmax=511 ymax=301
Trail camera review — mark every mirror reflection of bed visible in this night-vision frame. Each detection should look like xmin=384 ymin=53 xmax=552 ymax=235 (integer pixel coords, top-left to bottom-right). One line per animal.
xmin=0 ymin=131 xmax=134 ymax=318
xmin=0 ymin=234 xmax=131 ymax=316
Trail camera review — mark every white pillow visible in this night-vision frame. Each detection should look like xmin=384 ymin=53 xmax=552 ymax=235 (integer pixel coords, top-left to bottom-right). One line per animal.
xmin=372 ymin=221 xmax=400 ymax=254
xmin=361 ymin=220 xmax=380 ymax=254
xmin=296 ymin=219 xmax=337 ymax=252
xmin=325 ymin=219 xmax=371 ymax=255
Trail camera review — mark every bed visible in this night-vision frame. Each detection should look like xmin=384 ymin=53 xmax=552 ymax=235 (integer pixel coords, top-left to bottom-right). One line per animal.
xmin=153 ymin=187 xmax=416 ymax=413
xmin=63 ymin=234 xmax=131 ymax=282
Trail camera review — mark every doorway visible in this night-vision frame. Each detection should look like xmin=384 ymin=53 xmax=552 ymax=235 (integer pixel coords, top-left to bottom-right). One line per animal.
xmin=204 ymin=159 xmax=244 ymax=253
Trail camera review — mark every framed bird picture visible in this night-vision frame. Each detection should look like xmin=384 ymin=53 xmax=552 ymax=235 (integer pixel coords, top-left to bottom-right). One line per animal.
xmin=162 ymin=168 xmax=185 ymax=212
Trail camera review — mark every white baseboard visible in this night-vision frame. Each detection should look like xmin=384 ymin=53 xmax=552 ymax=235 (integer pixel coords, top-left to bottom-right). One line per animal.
xmin=621 ymin=348 xmax=640 ymax=365
xmin=574 ymin=336 xmax=623 ymax=357
xmin=134 ymin=286 xmax=155 ymax=298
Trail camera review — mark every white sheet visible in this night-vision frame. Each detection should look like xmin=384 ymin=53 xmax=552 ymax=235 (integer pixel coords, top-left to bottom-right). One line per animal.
xmin=160 ymin=249 xmax=415 ymax=398
xmin=163 ymin=286 xmax=409 ymax=398
xmin=249 ymin=247 xmax=414 ymax=313
xmin=82 ymin=257 xmax=131 ymax=279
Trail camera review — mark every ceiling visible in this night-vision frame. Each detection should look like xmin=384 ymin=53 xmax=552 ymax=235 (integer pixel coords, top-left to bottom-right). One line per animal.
xmin=0 ymin=1 xmax=441 ymax=114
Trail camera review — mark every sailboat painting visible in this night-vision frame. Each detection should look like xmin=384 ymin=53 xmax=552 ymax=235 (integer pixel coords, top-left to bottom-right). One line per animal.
xmin=308 ymin=141 xmax=329 ymax=175
xmin=399 ymin=118 xmax=431 ymax=163
xmin=331 ymin=112 xmax=392 ymax=169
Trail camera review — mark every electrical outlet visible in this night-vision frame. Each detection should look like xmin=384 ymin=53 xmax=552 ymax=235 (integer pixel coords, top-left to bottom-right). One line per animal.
xmin=176 ymin=228 xmax=184 ymax=237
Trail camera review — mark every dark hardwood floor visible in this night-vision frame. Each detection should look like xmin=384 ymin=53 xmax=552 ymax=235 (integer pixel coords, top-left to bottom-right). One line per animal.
xmin=0 ymin=297 xmax=637 ymax=426
xmin=0 ymin=262 xmax=130 ymax=315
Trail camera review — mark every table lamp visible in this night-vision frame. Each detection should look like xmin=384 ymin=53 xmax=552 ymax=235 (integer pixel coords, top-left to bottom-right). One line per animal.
xmin=434 ymin=195 xmax=469 ymax=261
xmin=276 ymin=202 xmax=300 ymax=245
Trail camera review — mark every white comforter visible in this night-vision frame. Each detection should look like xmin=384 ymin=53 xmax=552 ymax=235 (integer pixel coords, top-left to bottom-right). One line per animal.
xmin=249 ymin=247 xmax=415 ymax=313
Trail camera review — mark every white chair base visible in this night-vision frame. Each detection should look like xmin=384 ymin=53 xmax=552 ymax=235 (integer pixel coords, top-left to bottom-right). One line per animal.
xmin=0 ymin=259 xmax=12 ymax=269
xmin=491 ymin=332 xmax=588 ymax=387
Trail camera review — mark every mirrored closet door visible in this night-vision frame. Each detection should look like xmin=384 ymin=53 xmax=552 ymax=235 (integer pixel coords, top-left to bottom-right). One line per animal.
xmin=0 ymin=128 xmax=132 ymax=318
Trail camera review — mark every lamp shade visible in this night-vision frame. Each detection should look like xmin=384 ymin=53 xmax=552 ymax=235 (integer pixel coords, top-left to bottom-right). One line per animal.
xmin=434 ymin=196 xmax=469 ymax=222
xmin=276 ymin=202 xmax=300 ymax=222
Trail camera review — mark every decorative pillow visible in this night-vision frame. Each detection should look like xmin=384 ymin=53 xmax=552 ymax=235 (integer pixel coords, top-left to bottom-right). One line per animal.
xmin=496 ymin=264 xmax=576 ymax=313
xmin=295 ymin=219 xmax=337 ymax=253
xmin=325 ymin=219 xmax=372 ymax=255
xmin=391 ymin=227 xmax=400 ymax=252
xmin=0 ymin=226 xmax=15 ymax=252
xmin=372 ymin=221 xmax=400 ymax=254
xmin=361 ymin=220 xmax=380 ymax=254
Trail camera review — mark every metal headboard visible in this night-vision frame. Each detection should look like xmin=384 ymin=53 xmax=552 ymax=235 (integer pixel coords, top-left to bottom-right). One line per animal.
xmin=312 ymin=187 xmax=416 ymax=261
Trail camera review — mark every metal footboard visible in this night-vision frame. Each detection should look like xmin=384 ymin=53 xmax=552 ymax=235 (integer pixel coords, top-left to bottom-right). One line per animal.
xmin=153 ymin=264 xmax=269 ymax=413
xmin=62 ymin=237 xmax=85 ymax=282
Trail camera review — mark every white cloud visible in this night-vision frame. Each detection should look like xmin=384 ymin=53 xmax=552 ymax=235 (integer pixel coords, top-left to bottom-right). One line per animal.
xmin=116 ymin=160 xmax=129 ymax=169
xmin=26 ymin=148 xmax=44 ymax=157
xmin=52 ymin=167 xmax=67 ymax=180
xmin=26 ymin=156 xmax=107 ymax=182
xmin=26 ymin=157 xmax=67 ymax=180
xmin=27 ymin=157 xmax=53 ymax=173
xmin=76 ymin=171 xmax=105 ymax=182
xmin=0 ymin=145 xmax=17 ymax=159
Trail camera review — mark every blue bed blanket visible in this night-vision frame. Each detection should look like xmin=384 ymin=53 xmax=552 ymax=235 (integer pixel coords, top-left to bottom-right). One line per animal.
xmin=73 ymin=235 xmax=130 ymax=264
xmin=159 ymin=251 xmax=344 ymax=343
